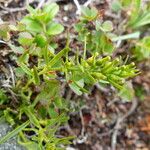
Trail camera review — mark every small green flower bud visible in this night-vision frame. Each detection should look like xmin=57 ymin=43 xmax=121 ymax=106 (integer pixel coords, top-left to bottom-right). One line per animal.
xmin=91 ymin=72 xmax=106 ymax=80
xmin=66 ymin=62 xmax=72 ymax=67
xmin=87 ymin=56 xmax=94 ymax=64
xmin=96 ymin=56 xmax=111 ymax=66
xmin=109 ymin=74 xmax=123 ymax=82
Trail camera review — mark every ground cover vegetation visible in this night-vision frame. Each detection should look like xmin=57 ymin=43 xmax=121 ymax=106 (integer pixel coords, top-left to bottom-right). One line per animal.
xmin=0 ymin=0 xmax=150 ymax=149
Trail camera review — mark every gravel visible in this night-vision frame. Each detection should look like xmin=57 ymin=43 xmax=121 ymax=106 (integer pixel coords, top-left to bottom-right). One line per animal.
xmin=0 ymin=122 xmax=25 ymax=150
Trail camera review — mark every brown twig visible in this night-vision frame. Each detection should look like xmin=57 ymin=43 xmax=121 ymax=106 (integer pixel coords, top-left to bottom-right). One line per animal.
xmin=79 ymin=109 xmax=85 ymax=137
xmin=37 ymin=0 xmax=46 ymax=9
xmin=73 ymin=0 xmax=81 ymax=14
xmin=111 ymin=98 xmax=138 ymax=150
xmin=0 ymin=4 xmax=26 ymax=16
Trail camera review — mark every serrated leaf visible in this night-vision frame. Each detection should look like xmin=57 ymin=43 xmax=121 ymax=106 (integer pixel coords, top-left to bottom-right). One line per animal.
xmin=46 ymin=22 xmax=64 ymax=35
xmin=15 ymin=67 xmax=25 ymax=77
xmin=19 ymin=63 xmax=32 ymax=76
xmin=47 ymin=47 xmax=69 ymax=67
xmin=9 ymin=25 xmax=18 ymax=31
xmin=21 ymin=17 xmax=43 ymax=33
xmin=81 ymin=6 xmax=98 ymax=21
xmin=18 ymin=32 xmax=33 ymax=46
xmin=18 ymin=51 xmax=29 ymax=64
xmin=74 ymin=22 xmax=84 ymax=32
xmin=102 ymin=21 xmax=113 ymax=32
xmin=43 ymin=3 xmax=59 ymax=21
xmin=133 ymin=36 xmax=150 ymax=60
xmin=9 ymin=44 xmax=24 ymax=54
xmin=119 ymin=82 xmax=135 ymax=101
xmin=69 ymin=79 xmax=84 ymax=95
xmin=0 ymin=23 xmax=10 ymax=41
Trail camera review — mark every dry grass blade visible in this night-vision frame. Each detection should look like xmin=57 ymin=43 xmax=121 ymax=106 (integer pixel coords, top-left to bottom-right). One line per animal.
xmin=111 ymin=98 xmax=138 ymax=150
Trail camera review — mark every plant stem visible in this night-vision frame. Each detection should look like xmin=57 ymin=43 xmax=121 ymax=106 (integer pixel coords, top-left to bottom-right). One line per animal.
xmin=83 ymin=36 xmax=87 ymax=60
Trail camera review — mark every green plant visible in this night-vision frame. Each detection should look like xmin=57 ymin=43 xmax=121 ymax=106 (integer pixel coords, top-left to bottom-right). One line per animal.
xmin=132 ymin=36 xmax=150 ymax=60
xmin=0 ymin=3 xmax=139 ymax=150
xmin=0 ymin=89 xmax=8 ymax=105
xmin=74 ymin=7 xmax=114 ymax=55
xmin=111 ymin=0 xmax=150 ymax=29
xmin=110 ymin=0 xmax=150 ymax=61
xmin=124 ymin=0 xmax=150 ymax=29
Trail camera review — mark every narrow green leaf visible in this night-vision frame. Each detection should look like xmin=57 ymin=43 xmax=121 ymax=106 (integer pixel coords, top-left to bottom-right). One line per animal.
xmin=48 ymin=47 xmax=69 ymax=67
xmin=43 ymin=46 xmax=49 ymax=64
xmin=49 ymin=106 xmax=58 ymax=118
xmin=69 ymin=79 xmax=88 ymax=95
xmin=27 ymin=5 xmax=36 ymax=14
xmin=18 ymin=51 xmax=29 ymax=64
xmin=19 ymin=63 xmax=32 ymax=76
xmin=54 ymin=97 xmax=63 ymax=108
xmin=112 ymin=32 xmax=140 ymax=41
xmin=33 ymin=66 xmax=40 ymax=85
xmin=0 ymin=121 xmax=29 ymax=144
xmin=23 ymin=107 xmax=40 ymax=128
xmin=69 ymin=82 xmax=82 ymax=95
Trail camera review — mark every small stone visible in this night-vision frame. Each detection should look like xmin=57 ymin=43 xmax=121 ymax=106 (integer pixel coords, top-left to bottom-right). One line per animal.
xmin=63 ymin=16 xmax=68 ymax=22
xmin=64 ymin=5 xmax=69 ymax=11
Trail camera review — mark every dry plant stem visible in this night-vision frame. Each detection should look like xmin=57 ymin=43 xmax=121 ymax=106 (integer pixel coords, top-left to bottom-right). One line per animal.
xmin=0 ymin=40 xmax=7 ymax=44
xmin=107 ymin=98 xmax=120 ymax=106
xmin=59 ymin=125 xmax=76 ymax=137
xmin=37 ymin=0 xmax=46 ymax=9
xmin=95 ymin=83 xmax=109 ymax=93
xmin=0 ymin=0 xmax=45 ymax=16
xmin=7 ymin=88 xmax=18 ymax=103
xmin=73 ymin=0 xmax=81 ymax=14
xmin=9 ymin=65 xmax=15 ymax=87
xmin=0 ymin=4 xmax=26 ymax=12
xmin=84 ymin=0 xmax=93 ymax=7
xmin=66 ymin=89 xmax=73 ymax=100
xmin=99 ymin=129 xmax=113 ymax=137
xmin=111 ymin=98 xmax=138 ymax=150
xmin=73 ymin=0 xmax=94 ymax=14
xmin=95 ymin=92 xmax=103 ymax=114
xmin=0 ymin=4 xmax=26 ymax=16
xmin=80 ymin=109 xmax=85 ymax=137
xmin=105 ymin=11 xmax=120 ymax=19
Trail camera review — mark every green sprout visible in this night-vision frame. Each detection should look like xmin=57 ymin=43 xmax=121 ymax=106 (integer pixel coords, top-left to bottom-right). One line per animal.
xmin=0 ymin=3 xmax=139 ymax=150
